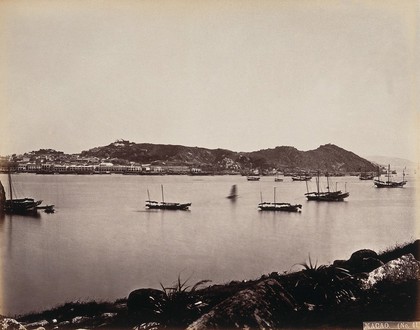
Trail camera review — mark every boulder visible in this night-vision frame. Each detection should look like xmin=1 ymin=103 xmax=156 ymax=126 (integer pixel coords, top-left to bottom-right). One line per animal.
xmin=71 ymin=316 xmax=92 ymax=324
xmin=0 ymin=318 xmax=27 ymax=330
xmin=361 ymin=253 xmax=420 ymax=289
xmin=100 ymin=312 xmax=117 ymax=320
xmin=350 ymin=249 xmax=378 ymax=261
xmin=332 ymin=259 xmax=347 ymax=268
xmin=23 ymin=320 xmax=48 ymax=329
xmin=186 ymin=279 xmax=297 ymax=330
xmin=341 ymin=249 xmax=383 ymax=274
xmin=359 ymin=257 xmax=384 ymax=273
xmin=57 ymin=321 xmax=70 ymax=327
xmin=127 ymin=288 xmax=166 ymax=320
xmin=133 ymin=322 xmax=161 ymax=330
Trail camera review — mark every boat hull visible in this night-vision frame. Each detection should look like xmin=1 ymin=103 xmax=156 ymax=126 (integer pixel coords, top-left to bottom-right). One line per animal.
xmin=305 ymin=191 xmax=349 ymax=201
xmin=4 ymin=198 xmax=42 ymax=215
xmin=292 ymin=176 xmax=312 ymax=181
xmin=247 ymin=176 xmax=260 ymax=181
xmin=258 ymin=202 xmax=302 ymax=212
xmin=373 ymin=180 xmax=407 ymax=188
xmin=146 ymin=201 xmax=191 ymax=210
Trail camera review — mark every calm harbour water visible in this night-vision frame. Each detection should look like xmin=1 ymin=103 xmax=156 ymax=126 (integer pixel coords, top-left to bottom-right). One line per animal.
xmin=0 ymin=173 xmax=418 ymax=316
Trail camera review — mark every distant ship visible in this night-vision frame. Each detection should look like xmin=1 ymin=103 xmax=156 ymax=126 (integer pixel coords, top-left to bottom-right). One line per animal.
xmin=247 ymin=176 xmax=260 ymax=181
xmin=305 ymin=171 xmax=349 ymax=201
xmin=373 ymin=165 xmax=407 ymax=188
xmin=292 ymin=174 xmax=312 ymax=181
xmin=359 ymin=172 xmax=374 ymax=180
xmin=274 ymin=174 xmax=283 ymax=182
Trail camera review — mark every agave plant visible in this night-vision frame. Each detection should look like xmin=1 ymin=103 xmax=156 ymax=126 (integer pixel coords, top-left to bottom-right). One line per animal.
xmin=293 ymin=255 xmax=358 ymax=307
xmin=157 ymin=275 xmax=211 ymax=326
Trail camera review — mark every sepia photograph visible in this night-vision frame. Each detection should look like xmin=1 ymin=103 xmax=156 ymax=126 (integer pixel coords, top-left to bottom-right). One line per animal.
xmin=0 ymin=1 xmax=419 ymax=329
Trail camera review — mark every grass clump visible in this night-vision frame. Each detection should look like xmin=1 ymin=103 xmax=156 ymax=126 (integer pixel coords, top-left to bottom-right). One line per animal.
xmin=377 ymin=240 xmax=419 ymax=263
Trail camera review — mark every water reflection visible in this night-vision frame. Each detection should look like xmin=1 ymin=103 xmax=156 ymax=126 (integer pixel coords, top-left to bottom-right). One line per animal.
xmin=0 ymin=212 xmax=5 ymax=230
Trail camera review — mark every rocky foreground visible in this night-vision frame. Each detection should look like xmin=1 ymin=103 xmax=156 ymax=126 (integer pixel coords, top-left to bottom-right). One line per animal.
xmin=3 ymin=241 xmax=419 ymax=330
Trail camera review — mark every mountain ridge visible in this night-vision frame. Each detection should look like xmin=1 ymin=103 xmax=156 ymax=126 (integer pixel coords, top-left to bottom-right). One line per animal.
xmin=77 ymin=140 xmax=377 ymax=172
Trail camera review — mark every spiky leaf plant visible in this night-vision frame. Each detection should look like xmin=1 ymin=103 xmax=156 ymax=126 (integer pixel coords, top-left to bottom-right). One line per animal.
xmin=293 ymin=255 xmax=358 ymax=308
xmin=157 ymin=275 xmax=211 ymax=326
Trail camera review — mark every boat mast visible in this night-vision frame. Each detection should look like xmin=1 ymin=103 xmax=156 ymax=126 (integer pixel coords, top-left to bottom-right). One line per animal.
xmin=387 ymin=165 xmax=390 ymax=184
xmin=274 ymin=187 xmax=276 ymax=204
xmin=147 ymin=189 xmax=151 ymax=201
xmin=316 ymin=170 xmax=320 ymax=194
xmin=161 ymin=185 xmax=164 ymax=203
xmin=7 ymin=168 xmax=13 ymax=201
xmin=260 ymin=191 xmax=263 ymax=203
xmin=326 ymin=172 xmax=330 ymax=193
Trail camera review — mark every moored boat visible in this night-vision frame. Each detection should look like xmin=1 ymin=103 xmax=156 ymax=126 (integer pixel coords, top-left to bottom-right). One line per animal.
xmin=258 ymin=187 xmax=302 ymax=212
xmin=304 ymin=171 xmax=349 ymax=201
xmin=292 ymin=174 xmax=312 ymax=181
xmin=145 ymin=185 xmax=191 ymax=210
xmin=274 ymin=173 xmax=283 ymax=182
xmin=247 ymin=176 xmax=260 ymax=181
xmin=373 ymin=165 xmax=406 ymax=188
xmin=0 ymin=170 xmax=53 ymax=215
xmin=145 ymin=200 xmax=191 ymax=210
xmin=359 ymin=173 xmax=374 ymax=180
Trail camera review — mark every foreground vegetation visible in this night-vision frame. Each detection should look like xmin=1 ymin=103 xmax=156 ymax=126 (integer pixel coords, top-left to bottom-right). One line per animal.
xmin=6 ymin=240 xmax=419 ymax=330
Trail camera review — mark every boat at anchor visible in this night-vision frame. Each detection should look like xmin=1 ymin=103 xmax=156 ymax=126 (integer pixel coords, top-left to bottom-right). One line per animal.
xmin=258 ymin=187 xmax=302 ymax=212
xmin=373 ymin=165 xmax=407 ymax=188
xmin=292 ymin=174 xmax=312 ymax=181
xmin=0 ymin=171 xmax=54 ymax=215
xmin=247 ymin=176 xmax=260 ymax=181
xmin=145 ymin=185 xmax=191 ymax=210
xmin=304 ymin=171 xmax=349 ymax=201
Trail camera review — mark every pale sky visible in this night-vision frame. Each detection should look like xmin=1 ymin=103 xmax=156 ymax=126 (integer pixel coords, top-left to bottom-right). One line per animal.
xmin=0 ymin=1 xmax=418 ymax=160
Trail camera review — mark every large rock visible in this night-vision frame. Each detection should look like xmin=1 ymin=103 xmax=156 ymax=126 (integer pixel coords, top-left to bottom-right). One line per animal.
xmin=127 ymin=288 xmax=166 ymax=320
xmin=71 ymin=316 xmax=92 ymax=324
xmin=23 ymin=320 xmax=48 ymax=329
xmin=186 ymin=279 xmax=297 ymax=330
xmin=337 ymin=249 xmax=384 ymax=274
xmin=350 ymin=249 xmax=378 ymax=261
xmin=0 ymin=318 xmax=27 ymax=330
xmin=361 ymin=253 xmax=420 ymax=289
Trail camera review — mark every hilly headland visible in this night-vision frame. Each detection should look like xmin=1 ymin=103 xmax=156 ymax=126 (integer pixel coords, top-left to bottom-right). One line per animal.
xmin=1 ymin=140 xmax=379 ymax=175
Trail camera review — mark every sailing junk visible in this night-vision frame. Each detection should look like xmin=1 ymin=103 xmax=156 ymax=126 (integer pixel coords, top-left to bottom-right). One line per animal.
xmin=373 ymin=165 xmax=407 ymax=188
xmin=227 ymin=184 xmax=238 ymax=199
xmin=258 ymin=187 xmax=302 ymax=212
xmin=291 ymin=174 xmax=312 ymax=181
xmin=0 ymin=171 xmax=54 ymax=215
xmin=247 ymin=176 xmax=260 ymax=181
xmin=305 ymin=171 xmax=349 ymax=201
xmin=145 ymin=185 xmax=191 ymax=210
